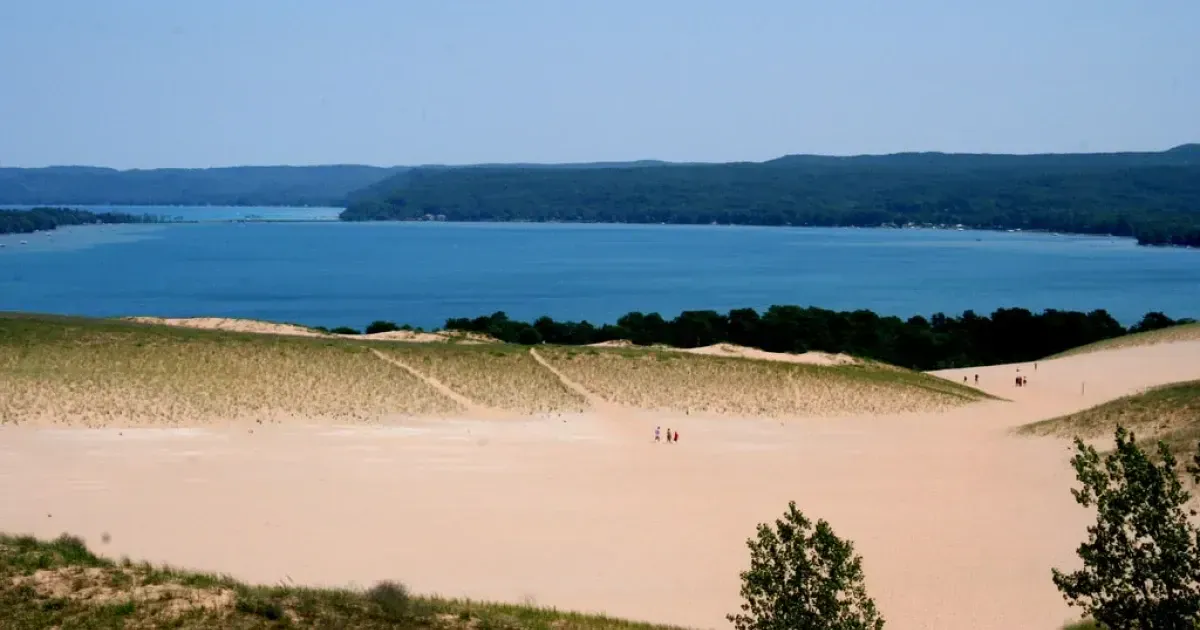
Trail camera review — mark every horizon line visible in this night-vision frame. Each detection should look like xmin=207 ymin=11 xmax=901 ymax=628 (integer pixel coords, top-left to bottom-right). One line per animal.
xmin=3 ymin=142 xmax=1196 ymax=172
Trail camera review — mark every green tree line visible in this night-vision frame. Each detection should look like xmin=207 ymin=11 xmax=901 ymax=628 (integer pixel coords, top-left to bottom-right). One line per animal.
xmin=0 ymin=207 xmax=160 ymax=235
xmin=342 ymin=145 xmax=1200 ymax=247
xmin=432 ymin=307 xmax=1192 ymax=370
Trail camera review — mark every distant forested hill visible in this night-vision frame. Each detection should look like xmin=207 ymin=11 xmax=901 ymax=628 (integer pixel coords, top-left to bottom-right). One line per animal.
xmin=0 ymin=165 xmax=404 ymax=206
xmin=341 ymin=146 xmax=1200 ymax=247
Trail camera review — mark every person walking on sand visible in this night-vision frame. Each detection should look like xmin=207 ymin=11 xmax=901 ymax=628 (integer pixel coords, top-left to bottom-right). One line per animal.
xmin=655 ymin=426 xmax=661 ymax=443
xmin=666 ymin=428 xmax=672 ymax=444
xmin=674 ymin=430 xmax=679 ymax=443
xmin=974 ymin=374 xmax=979 ymax=384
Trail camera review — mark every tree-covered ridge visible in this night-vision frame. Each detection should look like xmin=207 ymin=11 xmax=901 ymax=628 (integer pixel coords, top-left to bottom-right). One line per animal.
xmin=438 ymin=308 xmax=1193 ymax=371
xmin=0 ymin=165 xmax=403 ymax=207
xmin=341 ymin=147 xmax=1200 ymax=247
xmin=0 ymin=207 xmax=160 ymax=235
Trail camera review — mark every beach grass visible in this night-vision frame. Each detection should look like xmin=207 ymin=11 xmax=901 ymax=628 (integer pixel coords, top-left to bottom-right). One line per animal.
xmin=378 ymin=344 xmax=587 ymax=414
xmin=1018 ymin=379 xmax=1200 ymax=454
xmin=535 ymin=346 xmax=986 ymax=416
xmin=0 ymin=532 xmax=687 ymax=630
xmin=1048 ymin=323 xmax=1200 ymax=359
xmin=0 ymin=313 xmax=988 ymax=425
xmin=0 ymin=313 xmax=460 ymax=426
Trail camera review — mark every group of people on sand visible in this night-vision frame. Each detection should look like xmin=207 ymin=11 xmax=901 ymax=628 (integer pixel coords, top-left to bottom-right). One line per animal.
xmin=654 ymin=426 xmax=679 ymax=444
xmin=1015 ymin=364 xmax=1035 ymax=387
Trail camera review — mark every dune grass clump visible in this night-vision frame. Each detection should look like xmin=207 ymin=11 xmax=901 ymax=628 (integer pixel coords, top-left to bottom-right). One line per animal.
xmin=380 ymin=345 xmax=587 ymax=414
xmin=0 ymin=314 xmax=460 ymax=426
xmin=536 ymin=346 xmax=984 ymax=417
xmin=0 ymin=533 xmax=686 ymax=629
xmin=1049 ymin=322 xmax=1200 ymax=359
xmin=1019 ymin=379 xmax=1200 ymax=455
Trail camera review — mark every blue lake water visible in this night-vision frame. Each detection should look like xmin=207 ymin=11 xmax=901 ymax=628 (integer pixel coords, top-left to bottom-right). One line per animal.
xmin=1 ymin=216 xmax=1198 ymax=329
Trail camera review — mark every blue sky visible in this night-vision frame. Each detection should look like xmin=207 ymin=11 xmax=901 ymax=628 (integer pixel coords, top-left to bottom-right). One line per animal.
xmin=1 ymin=0 xmax=1197 ymax=168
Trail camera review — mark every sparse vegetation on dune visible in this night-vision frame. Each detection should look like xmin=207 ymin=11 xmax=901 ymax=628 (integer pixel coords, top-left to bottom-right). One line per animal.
xmin=1018 ymin=380 xmax=1200 ymax=454
xmin=378 ymin=345 xmax=587 ymax=414
xmin=1048 ymin=322 xmax=1200 ymax=359
xmin=0 ymin=533 xmax=683 ymax=630
xmin=0 ymin=314 xmax=459 ymax=426
xmin=535 ymin=346 xmax=986 ymax=417
xmin=0 ymin=313 xmax=991 ymax=423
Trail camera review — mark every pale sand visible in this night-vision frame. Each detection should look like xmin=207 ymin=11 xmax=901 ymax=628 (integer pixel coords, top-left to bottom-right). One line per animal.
xmin=678 ymin=343 xmax=858 ymax=366
xmin=123 ymin=316 xmax=497 ymax=344
xmin=123 ymin=316 xmax=328 ymax=338
xmin=3 ymin=341 xmax=1200 ymax=629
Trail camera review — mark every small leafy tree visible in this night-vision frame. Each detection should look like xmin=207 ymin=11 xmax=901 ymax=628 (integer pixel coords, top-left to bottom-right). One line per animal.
xmin=1053 ymin=426 xmax=1200 ymax=629
xmin=728 ymin=501 xmax=884 ymax=630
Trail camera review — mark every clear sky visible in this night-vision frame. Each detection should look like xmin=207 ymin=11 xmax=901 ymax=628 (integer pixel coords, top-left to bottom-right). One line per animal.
xmin=1 ymin=0 xmax=1197 ymax=168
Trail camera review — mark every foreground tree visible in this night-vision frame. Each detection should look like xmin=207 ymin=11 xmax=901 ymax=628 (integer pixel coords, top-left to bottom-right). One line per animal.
xmin=728 ymin=501 xmax=884 ymax=630
xmin=1053 ymin=427 xmax=1200 ymax=629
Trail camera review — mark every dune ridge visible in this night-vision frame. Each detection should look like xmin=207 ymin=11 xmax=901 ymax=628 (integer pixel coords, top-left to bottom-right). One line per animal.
xmin=1050 ymin=322 xmax=1200 ymax=358
xmin=1018 ymin=379 xmax=1200 ymax=456
xmin=1 ymin=314 xmax=978 ymax=427
xmin=3 ymin=311 xmax=1200 ymax=629
xmin=123 ymin=316 xmax=498 ymax=344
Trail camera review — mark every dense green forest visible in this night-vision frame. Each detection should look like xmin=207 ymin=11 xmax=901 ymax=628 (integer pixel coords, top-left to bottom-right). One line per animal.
xmin=411 ymin=307 xmax=1193 ymax=370
xmin=0 ymin=207 xmax=160 ymax=235
xmin=342 ymin=145 xmax=1200 ymax=247
xmin=0 ymin=165 xmax=402 ymax=206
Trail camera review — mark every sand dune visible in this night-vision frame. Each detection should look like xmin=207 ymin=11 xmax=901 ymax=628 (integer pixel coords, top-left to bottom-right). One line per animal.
xmin=4 ymin=313 xmax=1200 ymax=629
xmin=1 ymin=315 xmax=973 ymax=425
xmin=535 ymin=345 xmax=976 ymax=417
xmin=124 ymin=316 xmax=327 ymax=338
xmin=677 ymin=342 xmax=858 ymax=366
xmin=1017 ymin=378 xmax=1200 ymax=457
xmin=1051 ymin=322 xmax=1200 ymax=358
xmin=124 ymin=315 xmax=498 ymax=344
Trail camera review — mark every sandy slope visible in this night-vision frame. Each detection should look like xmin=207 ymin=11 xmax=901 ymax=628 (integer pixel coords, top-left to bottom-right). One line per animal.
xmin=3 ymin=340 xmax=1199 ymax=629
xmin=123 ymin=316 xmax=496 ymax=344
xmin=677 ymin=343 xmax=858 ymax=366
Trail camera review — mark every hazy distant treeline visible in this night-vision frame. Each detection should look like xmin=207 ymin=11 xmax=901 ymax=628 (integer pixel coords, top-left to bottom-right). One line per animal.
xmin=0 ymin=207 xmax=159 ymax=235
xmin=0 ymin=165 xmax=403 ymax=206
xmin=342 ymin=145 xmax=1200 ymax=248
xmin=418 ymin=307 xmax=1192 ymax=370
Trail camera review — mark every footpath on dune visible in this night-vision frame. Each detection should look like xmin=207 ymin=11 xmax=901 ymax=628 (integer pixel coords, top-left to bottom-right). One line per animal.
xmin=528 ymin=348 xmax=611 ymax=410
xmin=367 ymin=349 xmax=505 ymax=419
xmin=3 ymin=324 xmax=1200 ymax=629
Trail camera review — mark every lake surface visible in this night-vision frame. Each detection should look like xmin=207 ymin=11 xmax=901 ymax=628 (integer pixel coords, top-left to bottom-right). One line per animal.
xmin=1 ymin=216 xmax=1198 ymax=329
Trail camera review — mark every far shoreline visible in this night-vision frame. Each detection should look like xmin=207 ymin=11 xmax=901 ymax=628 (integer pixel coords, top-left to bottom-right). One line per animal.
xmin=5 ymin=203 xmax=1198 ymax=249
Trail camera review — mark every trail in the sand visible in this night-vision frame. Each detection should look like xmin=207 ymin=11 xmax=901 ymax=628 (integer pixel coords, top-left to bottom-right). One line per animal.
xmin=369 ymin=348 xmax=506 ymax=419
xmin=528 ymin=348 xmax=658 ymax=444
xmin=4 ymin=339 xmax=1200 ymax=629
xmin=528 ymin=348 xmax=611 ymax=411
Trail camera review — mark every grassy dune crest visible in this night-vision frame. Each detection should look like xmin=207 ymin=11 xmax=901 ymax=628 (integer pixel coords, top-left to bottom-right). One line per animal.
xmin=377 ymin=345 xmax=587 ymax=414
xmin=1019 ymin=380 xmax=1200 ymax=453
xmin=1049 ymin=323 xmax=1200 ymax=359
xmin=0 ymin=314 xmax=459 ymax=426
xmin=1 ymin=313 xmax=988 ymax=424
xmin=0 ymin=533 xmax=683 ymax=630
xmin=536 ymin=346 xmax=986 ymax=416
